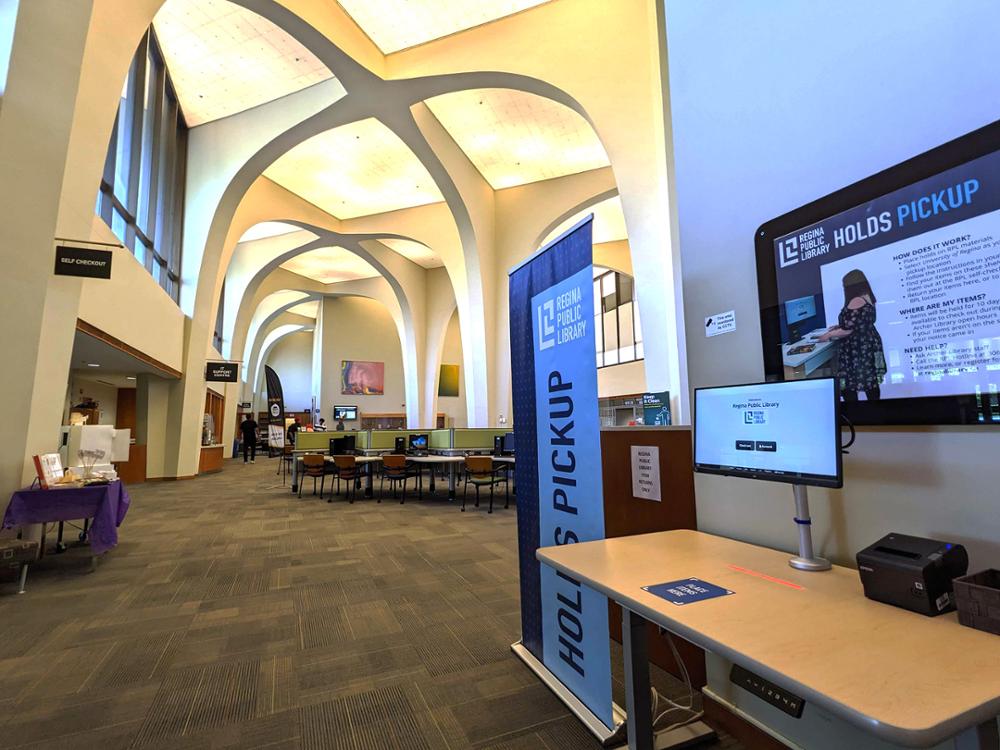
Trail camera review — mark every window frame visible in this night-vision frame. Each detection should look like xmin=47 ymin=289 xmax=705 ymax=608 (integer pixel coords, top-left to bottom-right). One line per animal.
xmin=594 ymin=268 xmax=643 ymax=370
xmin=97 ymin=29 xmax=186 ymax=303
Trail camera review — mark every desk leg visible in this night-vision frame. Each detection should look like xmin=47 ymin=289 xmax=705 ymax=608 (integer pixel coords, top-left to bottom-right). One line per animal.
xmin=365 ymin=464 xmax=373 ymax=498
xmin=429 ymin=467 xmax=436 ymax=493
xmin=622 ymin=607 xmax=654 ymax=750
xmin=955 ymin=721 xmax=1000 ymax=750
xmin=448 ymin=464 xmax=456 ymax=500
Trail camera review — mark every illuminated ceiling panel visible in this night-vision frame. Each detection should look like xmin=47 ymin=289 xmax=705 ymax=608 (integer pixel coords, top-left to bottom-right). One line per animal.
xmin=280 ymin=246 xmax=380 ymax=284
xmin=153 ymin=0 xmax=336 ymax=126
xmin=263 ymin=119 xmax=444 ymax=219
xmin=287 ymin=300 xmax=319 ymax=318
xmin=378 ymin=239 xmax=442 ymax=269
xmin=238 ymin=222 xmax=303 ymax=243
xmin=541 ymin=195 xmax=628 ymax=248
xmin=425 ymin=88 xmax=609 ymax=189
xmin=336 ymin=0 xmax=551 ymax=54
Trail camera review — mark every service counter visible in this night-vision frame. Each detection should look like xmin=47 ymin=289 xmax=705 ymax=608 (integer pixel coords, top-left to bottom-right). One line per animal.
xmin=198 ymin=444 xmax=225 ymax=474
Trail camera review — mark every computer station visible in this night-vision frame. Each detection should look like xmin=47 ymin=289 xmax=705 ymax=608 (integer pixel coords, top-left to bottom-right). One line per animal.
xmin=1 ymin=3 xmax=999 ymax=749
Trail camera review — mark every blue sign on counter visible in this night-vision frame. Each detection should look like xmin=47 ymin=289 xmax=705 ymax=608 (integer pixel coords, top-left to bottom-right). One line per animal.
xmin=642 ymin=578 xmax=734 ymax=606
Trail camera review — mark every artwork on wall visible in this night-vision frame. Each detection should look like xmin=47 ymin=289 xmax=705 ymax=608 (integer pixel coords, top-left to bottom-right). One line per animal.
xmin=438 ymin=364 xmax=460 ymax=397
xmin=341 ymin=360 xmax=385 ymax=395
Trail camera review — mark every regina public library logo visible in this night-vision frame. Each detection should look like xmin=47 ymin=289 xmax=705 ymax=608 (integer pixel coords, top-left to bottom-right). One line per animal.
xmin=537 ymin=299 xmax=555 ymax=350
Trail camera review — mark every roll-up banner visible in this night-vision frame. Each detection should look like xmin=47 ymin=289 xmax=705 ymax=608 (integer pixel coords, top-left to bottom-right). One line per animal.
xmin=264 ymin=365 xmax=286 ymax=449
xmin=509 ymin=217 xmax=621 ymax=742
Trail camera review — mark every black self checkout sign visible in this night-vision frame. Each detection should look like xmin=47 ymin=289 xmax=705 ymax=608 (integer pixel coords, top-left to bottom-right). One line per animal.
xmin=54 ymin=245 xmax=113 ymax=279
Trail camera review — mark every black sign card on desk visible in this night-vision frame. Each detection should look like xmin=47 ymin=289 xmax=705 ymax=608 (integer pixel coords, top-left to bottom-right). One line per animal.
xmin=54 ymin=245 xmax=113 ymax=279
xmin=205 ymin=362 xmax=238 ymax=382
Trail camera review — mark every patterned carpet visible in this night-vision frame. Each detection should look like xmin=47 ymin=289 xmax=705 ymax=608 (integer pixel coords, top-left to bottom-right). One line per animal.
xmin=0 ymin=459 xmax=741 ymax=749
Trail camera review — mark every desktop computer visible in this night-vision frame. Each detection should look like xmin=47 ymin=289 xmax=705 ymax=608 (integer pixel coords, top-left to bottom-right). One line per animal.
xmin=501 ymin=432 xmax=515 ymax=456
xmin=330 ymin=434 xmax=357 ymax=455
xmin=407 ymin=433 xmax=429 ymax=455
xmin=394 ymin=437 xmax=406 ymax=454
xmin=693 ymin=377 xmax=842 ymax=570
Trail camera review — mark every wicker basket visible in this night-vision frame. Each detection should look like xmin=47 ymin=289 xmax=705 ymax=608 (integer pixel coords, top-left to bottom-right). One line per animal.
xmin=954 ymin=569 xmax=1000 ymax=636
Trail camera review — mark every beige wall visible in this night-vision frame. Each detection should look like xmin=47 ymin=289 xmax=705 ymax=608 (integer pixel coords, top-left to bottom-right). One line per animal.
xmin=66 ymin=376 xmax=118 ymax=426
xmin=264 ymin=329 xmax=314 ymax=412
xmin=318 ymin=296 xmax=405 ymax=426
xmin=597 ymin=360 xmax=646 ymax=400
xmin=436 ymin=309 xmax=466 ymax=427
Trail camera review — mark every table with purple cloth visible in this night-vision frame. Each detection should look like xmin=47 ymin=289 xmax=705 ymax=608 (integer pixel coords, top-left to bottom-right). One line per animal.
xmin=2 ymin=481 xmax=131 ymax=556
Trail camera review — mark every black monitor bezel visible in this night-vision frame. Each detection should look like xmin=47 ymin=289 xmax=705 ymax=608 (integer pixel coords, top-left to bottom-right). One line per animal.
xmin=408 ymin=433 xmax=429 ymax=450
xmin=755 ymin=118 xmax=1000 ymax=426
xmin=693 ymin=377 xmax=843 ymax=489
xmin=333 ymin=405 xmax=358 ymax=421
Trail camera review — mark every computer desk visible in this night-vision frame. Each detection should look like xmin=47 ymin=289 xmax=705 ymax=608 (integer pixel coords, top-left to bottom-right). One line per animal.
xmin=537 ymin=530 xmax=1000 ymax=750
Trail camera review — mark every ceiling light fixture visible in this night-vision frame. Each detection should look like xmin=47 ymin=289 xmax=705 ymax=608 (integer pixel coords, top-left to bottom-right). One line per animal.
xmin=86 ymin=363 xmax=100 ymax=367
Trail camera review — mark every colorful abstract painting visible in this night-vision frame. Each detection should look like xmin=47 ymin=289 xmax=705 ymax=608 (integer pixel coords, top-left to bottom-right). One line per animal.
xmin=438 ymin=364 xmax=460 ymax=397
xmin=341 ymin=360 xmax=385 ymax=395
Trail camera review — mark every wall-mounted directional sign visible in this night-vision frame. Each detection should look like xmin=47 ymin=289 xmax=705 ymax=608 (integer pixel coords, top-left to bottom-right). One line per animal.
xmin=54 ymin=245 xmax=112 ymax=279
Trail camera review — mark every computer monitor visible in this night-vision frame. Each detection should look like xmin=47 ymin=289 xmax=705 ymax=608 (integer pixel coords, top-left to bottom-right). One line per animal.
xmin=784 ymin=295 xmax=816 ymax=325
xmin=333 ymin=405 xmax=357 ymax=421
xmin=501 ymin=432 xmax=515 ymax=455
xmin=330 ymin=434 xmax=357 ymax=455
xmin=693 ymin=378 xmax=842 ymax=489
xmin=408 ymin=433 xmax=428 ymax=452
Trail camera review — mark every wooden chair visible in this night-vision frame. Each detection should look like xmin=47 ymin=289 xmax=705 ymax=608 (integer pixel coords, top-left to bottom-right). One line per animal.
xmin=380 ymin=454 xmax=420 ymax=504
xmin=298 ymin=454 xmax=327 ymax=499
xmin=462 ymin=456 xmax=508 ymax=513
xmin=332 ymin=455 xmax=359 ymax=503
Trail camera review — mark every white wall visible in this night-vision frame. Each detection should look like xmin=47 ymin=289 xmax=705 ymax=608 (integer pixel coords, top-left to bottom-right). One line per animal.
xmin=436 ymin=309 xmax=467 ymax=427
xmin=666 ymin=0 xmax=1000 ymax=568
xmin=319 ymin=296 xmax=405 ymax=425
xmin=264 ymin=329 xmax=314 ymax=412
xmin=665 ymin=5 xmax=1000 ymax=746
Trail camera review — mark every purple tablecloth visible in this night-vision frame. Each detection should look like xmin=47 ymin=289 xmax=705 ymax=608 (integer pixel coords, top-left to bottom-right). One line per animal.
xmin=2 ymin=481 xmax=131 ymax=555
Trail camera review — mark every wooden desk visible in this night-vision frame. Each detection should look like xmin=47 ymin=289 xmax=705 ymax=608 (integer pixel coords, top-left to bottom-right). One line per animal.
xmin=198 ymin=445 xmax=225 ymax=474
xmin=537 ymin=530 xmax=1000 ymax=750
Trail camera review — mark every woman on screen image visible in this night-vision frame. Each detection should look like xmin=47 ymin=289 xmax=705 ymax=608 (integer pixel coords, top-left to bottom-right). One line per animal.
xmin=817 ymin=269 xmax=887 ymax=401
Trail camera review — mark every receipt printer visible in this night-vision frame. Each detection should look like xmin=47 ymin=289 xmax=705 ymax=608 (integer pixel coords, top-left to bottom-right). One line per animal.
xmin=857 ymin=533 xmax=968 ymax=616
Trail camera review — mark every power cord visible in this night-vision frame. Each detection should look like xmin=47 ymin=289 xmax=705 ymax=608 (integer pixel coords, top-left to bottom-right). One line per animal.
xmin=841 ymin=413 xmax=856 ymax=454
xmin=649 ymin=629 xmax=705 ymax=732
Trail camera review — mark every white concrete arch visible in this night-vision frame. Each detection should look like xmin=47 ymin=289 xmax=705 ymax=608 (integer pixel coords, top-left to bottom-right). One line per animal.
xmin=531 ymin=187 xmax=621 ymax=255
xmin=243 ymin=291 xmax=319 ymax=388
xmin=252 ymin=322 xmax=311 ymax=412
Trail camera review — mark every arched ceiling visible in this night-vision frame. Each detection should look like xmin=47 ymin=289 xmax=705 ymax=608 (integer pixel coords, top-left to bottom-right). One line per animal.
xmin=424 ymin=88 xmax=609 ymax=189
xmin=541 ymin=194 xmax=628 ymax=248
xmin=262 ymin=118 xmax=445 ymax=219
xmin=238 ymin=221 xmax=305 ymax=243
xmin=379 ymin=238 xmax=442 ymax=269
xmin=286 ymin=300 xmax=319 ymax=318
xmin=152 ymin=0 xmax=337 ymax=126
xmin=336 ymin=0 xmax=553 ymax=54
xmin=279 ymin=246 xmax=381 ymax=284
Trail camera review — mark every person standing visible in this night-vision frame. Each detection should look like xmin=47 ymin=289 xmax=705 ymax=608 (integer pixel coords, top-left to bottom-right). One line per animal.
xmin=817 ymin=269 xmax=886 ymax=401
xmin=315 ymin=418 xmax=327 ymax=431
xmin=287 ymin=417 xmax=301 ymax=446
xmin=336 ymin=417 xmax=345 ymax=431
xmin=240 ymin=414 xmax=259 ymax=464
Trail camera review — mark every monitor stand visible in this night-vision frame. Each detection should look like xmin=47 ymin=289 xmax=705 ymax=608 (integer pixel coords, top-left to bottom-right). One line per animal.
xmin=789 ymin=484 xmax=831 ymax=571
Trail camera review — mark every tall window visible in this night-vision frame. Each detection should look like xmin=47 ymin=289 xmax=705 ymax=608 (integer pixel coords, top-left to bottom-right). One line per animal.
xmin=97 ymin=30 xmax=186 ymax=302
xmin=594 ymin=268 xmax=643 ymax=368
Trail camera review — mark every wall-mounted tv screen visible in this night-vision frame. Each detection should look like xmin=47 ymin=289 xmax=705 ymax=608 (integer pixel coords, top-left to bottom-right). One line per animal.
xmin=333 ymin=405 xmax=357 ymax=421
xmin=756 ymin=119 xmax=1000 ymax=425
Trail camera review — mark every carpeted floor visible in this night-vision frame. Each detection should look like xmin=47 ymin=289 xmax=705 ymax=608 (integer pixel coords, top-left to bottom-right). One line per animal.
xmin=0 ymin=459 xmax=742 ymax=749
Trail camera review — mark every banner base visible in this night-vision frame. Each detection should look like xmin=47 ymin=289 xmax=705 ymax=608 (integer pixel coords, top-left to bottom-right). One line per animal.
xmin=511 ymin=641 xmax=627 ymax=747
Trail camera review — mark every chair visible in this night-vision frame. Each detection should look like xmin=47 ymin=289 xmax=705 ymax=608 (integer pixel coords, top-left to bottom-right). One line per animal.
xmin=332 ymin=455 xmax=359 ymax=503
xmin=278 ymin=444 xmax=294 ymax=484
xmin=381 ymin=455 xmax=421 ymax=504
xmin=0 ymin=537 xmax=39 ymax=594
xmin=462 ymin=456 xmax=508 ymax=513
xmin=298 ymin=454 xmax=327 ymax=499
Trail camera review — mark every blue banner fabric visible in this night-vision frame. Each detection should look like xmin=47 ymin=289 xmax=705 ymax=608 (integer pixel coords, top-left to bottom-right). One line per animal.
xmin=509 ymin=217 xmax=614 ymax=729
